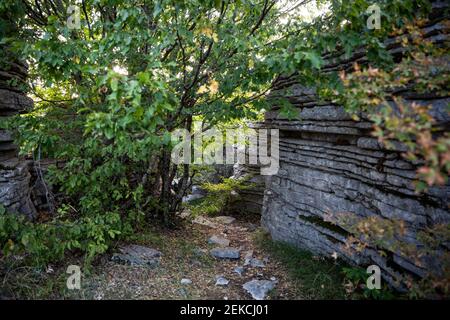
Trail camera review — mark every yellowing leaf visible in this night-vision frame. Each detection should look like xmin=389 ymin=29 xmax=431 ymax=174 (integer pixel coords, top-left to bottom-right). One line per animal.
xmin=197 ymin=85 xmax=208 ymax=94
xmin=200 ymin=27 xmax=218 ymax=42
xmin=209 ymin=79 xmax=219 ymax=94
xmin=197 ymin=79 xmax=219 ymax=95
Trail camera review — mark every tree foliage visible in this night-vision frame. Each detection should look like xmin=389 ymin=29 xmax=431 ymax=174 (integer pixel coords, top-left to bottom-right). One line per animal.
xmin=0 ymin=2 xmax=448 ymax=296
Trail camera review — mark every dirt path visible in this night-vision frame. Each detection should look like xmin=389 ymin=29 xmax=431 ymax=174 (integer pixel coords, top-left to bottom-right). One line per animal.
xmin=80 ymin=213 xmax=300 ymax=300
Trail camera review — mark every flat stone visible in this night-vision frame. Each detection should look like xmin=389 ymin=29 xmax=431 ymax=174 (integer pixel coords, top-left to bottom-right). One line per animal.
xmin=179 ymin=209 xmax=191 ymax=219
xmin=249 ymin=258 xmax=265 ymax=268
xmin=213 ymin=216 xmax=236 ymax=224
xmin=243 ymin=250 xmax=254 ymax=266
xmin=208 ymin=235 xmax=230 ymax=247
xmin=112 ymin=244 xmax=161 ymax=267
xmin=243 ymin=280 xmax=276 ymax=300
xmin=181 ymin=278 xmax=192 ymax=285
xmin=182 ymin=185 xmax=207 ymax=203
xmin=215 ymin=275 xmax=229 ymax=286
xmin=234 ymin=266 xmax=244 ymax=276
xmin=193 ymin=216 xmax=218 ymax=228
xmin=210 ymin=247 xmax=240 ymax=259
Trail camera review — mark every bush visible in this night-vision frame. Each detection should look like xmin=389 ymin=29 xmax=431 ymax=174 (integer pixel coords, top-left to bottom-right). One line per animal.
xmin=0 ymin=204 xmax=138 ymax=267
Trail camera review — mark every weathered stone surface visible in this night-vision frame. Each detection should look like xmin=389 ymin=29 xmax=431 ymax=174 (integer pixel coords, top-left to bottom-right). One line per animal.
xmin=243 ymin=280 xmax=276 ymax=300
xmin=208 ymin=235 xmax=230 ymax=247
xmin=258 ymin=2 xmax=450 ymax=291
xmin=0 ymin=89 xmax=33 ymax=115
xmin=215 ymin=275 xmax=229 ymax=286
xmin=181 ymin=278 xmax=192 ymax=285
xmin=234 ymin=266 xmax=244 ymax=276
xmin=112 ymin=244 xmax=162 ymax=267
xmin=193 ymin=216 xmax=219 ymax=228
xmin=0 ymin=51 xmax=36 ymax=218
xmin=243 ymin=250 xmax=266 ymax=268
xmin=210 ymin=247 xmax=240 ymax=259
xmin=213 ymin=216 xmax=236 ymax=225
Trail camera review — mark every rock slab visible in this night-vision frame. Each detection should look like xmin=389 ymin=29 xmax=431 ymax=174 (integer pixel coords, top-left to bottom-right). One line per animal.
xmin=243 ymin=280 xmax=276 ymax=300
xmin=112 ymin=244 xmax=161 ymax=267
xmin=208 ymin=235 xmax=230 ymax=247
xmin=210 ymin=247 xmax=240 ymax=259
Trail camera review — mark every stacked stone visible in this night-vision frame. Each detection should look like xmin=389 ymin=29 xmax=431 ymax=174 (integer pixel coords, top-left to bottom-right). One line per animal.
xmin=0 ymin=48 xmax=36 ymax=218
xmin=261 ymin=2 xmax=449 ymax=289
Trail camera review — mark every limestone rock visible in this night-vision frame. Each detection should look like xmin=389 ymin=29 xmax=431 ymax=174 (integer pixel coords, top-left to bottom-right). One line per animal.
xmin=215 ymin=275 xmax=229 ymax=286
xmin=243 ymin=280 xmax=276 ymax=300
xmin=192 ymin=216 xmax=218 ymax=228
xmin=208 ymin=235 xmax=230 ymax=247
xmin=234 ymin=266 xmax=244 ymax=276
xmin=256 ymin=2 xmax=450 ymax=291
xmin=210 ymin=247 xmax=240 ymax=259
xmin=112 ymin=244 xmax=162 ymax=267
xmin=181 ymin=278 xmax=192 ymax=285
xmin=213 ymin=216 xmax=236 ymax=225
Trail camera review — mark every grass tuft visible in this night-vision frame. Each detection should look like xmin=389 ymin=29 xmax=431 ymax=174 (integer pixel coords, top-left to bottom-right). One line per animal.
xmin=254 ymin=230 xmax=347 ymax=299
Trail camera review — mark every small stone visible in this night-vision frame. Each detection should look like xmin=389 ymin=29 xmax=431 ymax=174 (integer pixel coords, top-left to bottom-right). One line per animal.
xmin=181 ymin=278 xmax=192 ymax=285
xmin=242 ymin=250 xmax=265 ymax=268
xmin=234 ymin=266 xmax=244 ymax=276
xmin=112 ymin=244 xmax=161 ymax=267
xmin=243 ymin=280 xmax=276 ymax=300
xmin=214 ymin=216 xmax=236 ymax=224
xmin=243 ymin=250 xmax=254 ymax=266
xmin=250 ymin=258 xmax=265 ymax=268
xmin=193 ymin=216 xmax=218 ymax=228
xmin=208 ymin=235 xmax=230 ymax=247
xmin=178 ymin=288 xmax=188 ymax=297
xmin=210 ymin=247 xmax=240 ymax=259
xmin=179 ymin=209 xmax=191 ymax=219
xmin=215 ymin=275 xmax=229 ymax=286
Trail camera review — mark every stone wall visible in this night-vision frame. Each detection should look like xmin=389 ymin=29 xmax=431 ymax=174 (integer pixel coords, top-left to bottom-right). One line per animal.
xmin=260 ymin=2 xmax=449 ymax=289
xmin=0 ymin=48 xmax=36 ymax=218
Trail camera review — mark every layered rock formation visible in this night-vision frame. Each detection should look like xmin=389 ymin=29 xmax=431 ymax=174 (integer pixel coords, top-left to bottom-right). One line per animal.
xmin=260 ymin=2 xmax=449 ymax=289
xmin=0 ymin=48 xmax=36 ymax=217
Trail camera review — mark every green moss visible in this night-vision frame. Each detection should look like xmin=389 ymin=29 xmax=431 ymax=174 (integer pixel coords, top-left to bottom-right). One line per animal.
xmin=255 ymin=231 xmax=347 ymax=299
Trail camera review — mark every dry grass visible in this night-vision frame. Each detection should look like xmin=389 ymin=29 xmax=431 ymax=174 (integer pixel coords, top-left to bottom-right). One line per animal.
xmin=1 ymin=213 xmax=340 ymax=300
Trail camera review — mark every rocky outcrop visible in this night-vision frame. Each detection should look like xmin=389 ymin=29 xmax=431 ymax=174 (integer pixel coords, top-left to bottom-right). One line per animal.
xmin=231 ymin=163 xmax=266 ymax=215
xmin=260 ymin=2 xmax=449 ymax=290
xmin=0 ymin=47 xmax=36 ymax=218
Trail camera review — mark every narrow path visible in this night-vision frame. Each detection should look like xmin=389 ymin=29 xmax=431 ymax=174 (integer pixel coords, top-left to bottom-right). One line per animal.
xmin=81 ymin=214 xmax=299 ymax=300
